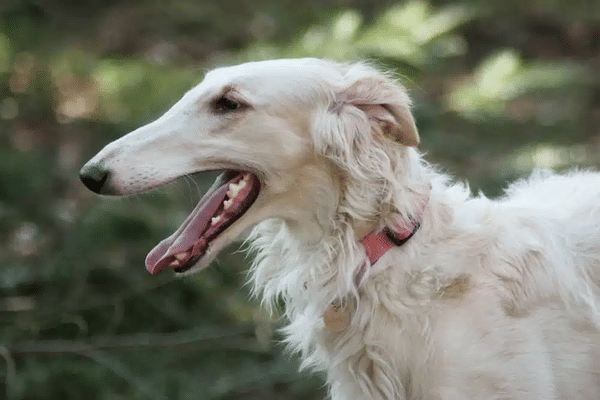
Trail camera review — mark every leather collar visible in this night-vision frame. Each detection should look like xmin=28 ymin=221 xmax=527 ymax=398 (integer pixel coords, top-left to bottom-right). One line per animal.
xmin=361 ymin=221 xmax=420 ymax=265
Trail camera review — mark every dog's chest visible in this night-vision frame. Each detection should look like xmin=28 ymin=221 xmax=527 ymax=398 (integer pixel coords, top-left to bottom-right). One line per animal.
xmin=288 ymin=273 xmax=439 ymax=399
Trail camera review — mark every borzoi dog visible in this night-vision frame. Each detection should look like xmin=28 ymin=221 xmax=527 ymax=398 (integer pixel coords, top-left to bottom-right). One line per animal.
xmin=80 ymin=58 xmax=600 ymax=399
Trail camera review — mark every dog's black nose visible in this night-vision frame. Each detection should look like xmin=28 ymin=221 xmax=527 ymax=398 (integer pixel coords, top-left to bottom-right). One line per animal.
xmin=79 ymin=164 xmax=111 ymax=194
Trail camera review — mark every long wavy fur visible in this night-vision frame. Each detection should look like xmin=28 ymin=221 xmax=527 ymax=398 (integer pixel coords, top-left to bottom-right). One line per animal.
xmin=247 ymin=61 xmax=600 ymax=399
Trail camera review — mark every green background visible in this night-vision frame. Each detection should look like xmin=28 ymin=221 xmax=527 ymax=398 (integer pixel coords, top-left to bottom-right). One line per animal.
xmin=1 ymin=0 xmax=599 ymax=398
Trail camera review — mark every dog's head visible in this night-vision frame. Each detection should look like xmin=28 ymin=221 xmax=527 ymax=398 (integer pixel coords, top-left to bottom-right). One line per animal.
xmin=80 ymin=58 xmax=420 ymax=275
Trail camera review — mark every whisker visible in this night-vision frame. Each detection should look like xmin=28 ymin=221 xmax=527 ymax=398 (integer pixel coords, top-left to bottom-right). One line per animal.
xmin=182 ymin=174 xmax=202 ymax=203
xmin=168 ymin=179 xmax=189 ymax=207
xmin=178 ymin=175 xmax=193 ymax=207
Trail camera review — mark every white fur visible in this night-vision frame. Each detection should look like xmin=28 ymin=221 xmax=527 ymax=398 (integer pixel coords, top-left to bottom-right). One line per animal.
xmin=83 ymin=58 xmax=600 ymax=399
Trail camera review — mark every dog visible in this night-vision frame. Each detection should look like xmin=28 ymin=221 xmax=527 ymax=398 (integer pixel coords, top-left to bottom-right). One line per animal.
xmin=80 ymin=58 xmax=600 ymax=399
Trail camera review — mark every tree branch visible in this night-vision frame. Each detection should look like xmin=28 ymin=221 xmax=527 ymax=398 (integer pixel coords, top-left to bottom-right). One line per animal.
xmin=6 ymin=325 xmax=263 ymax=354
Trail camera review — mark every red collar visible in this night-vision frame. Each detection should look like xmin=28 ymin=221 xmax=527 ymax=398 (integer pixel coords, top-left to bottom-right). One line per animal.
xmin=355 ymin=196 xmax=427 ymax=283
xmin=355 ymin=221 xmax=420 ymax=284
xmin=361 ymin=220 xmax=420 ymax=265
xmin=361 ymin=190 xmax=430 ymax=268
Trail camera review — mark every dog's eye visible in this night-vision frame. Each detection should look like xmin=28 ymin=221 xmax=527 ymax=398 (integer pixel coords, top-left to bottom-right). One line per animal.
xmin=213 ymin=96 xmax=242 ymax=113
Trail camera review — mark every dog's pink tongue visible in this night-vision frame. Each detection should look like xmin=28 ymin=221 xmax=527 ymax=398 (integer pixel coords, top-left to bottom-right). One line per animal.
xmin=145 ymin=175 xmax=230 ymax=275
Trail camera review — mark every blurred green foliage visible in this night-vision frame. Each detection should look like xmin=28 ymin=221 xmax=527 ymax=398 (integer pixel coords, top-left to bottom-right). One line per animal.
xmin=1 ymin=0 xmax=600 ymax=399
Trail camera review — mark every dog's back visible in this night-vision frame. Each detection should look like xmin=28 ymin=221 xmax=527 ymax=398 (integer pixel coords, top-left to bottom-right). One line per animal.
xmin=424 ymin=170 xmax=600 ymax=399
xmin=503 ymin=171 xmax=600 ymax=296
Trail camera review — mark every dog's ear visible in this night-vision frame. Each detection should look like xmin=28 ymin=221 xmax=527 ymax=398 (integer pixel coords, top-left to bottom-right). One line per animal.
xmin=312 ymin=64 xmax=419 ymax=171
xmin=338 ymin=65 xmax=419 ymax=147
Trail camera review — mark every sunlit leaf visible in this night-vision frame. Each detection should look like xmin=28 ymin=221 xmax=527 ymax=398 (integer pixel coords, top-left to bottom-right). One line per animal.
xmin=416 ymin=4 xmax=475 ymax=43
xmin=0 ymin=32 xmax=11 ymax=72
xmin=475 ymin=49 xmax=521 ymax=96
xmin=385 ymin=1 xmax=429 ymax=31
xmin=332 ymin=10 xmax=362 ymax=41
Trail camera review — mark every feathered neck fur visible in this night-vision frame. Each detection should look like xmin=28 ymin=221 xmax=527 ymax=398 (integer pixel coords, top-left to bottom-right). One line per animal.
xmin=249 ymin=145 xmax=432 ymax=308
xmin=247 ymin=145 xmax=442 ymax=394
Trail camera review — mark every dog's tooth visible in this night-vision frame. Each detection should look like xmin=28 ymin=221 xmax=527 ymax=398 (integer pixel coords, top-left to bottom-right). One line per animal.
xmin=238 ymin=180 xmax=247 ymax=189
xmin=228 ymin=182 xmax=241 ymax=198
xmin=211 ymin=216 xmax=221 ymax=225
xmin=174 ymin=253 xmax=187 ymax=261
xmin=223 ymin=198 xmax=233 ymax=209
xmin=242 ymin=173 xmax=250 ymax=181
xmin=169 ymin=259 xmax=180 ymax=267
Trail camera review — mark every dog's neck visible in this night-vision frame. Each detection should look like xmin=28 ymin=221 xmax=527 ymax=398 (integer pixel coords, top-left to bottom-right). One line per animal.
xmin=354 ymin=220 xmax=377 ymax=240
xmin=250 ymin=148 xmax=433 ymax=307
xmin=353 ymin=193 xmax=428 ymax=286
xmin=250 ymin=184 xmax=431 ymax=305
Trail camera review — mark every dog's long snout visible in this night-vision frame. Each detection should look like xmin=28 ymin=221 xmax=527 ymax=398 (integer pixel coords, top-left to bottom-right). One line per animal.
xmin=79 ymin=163 xmax=112 ymax=195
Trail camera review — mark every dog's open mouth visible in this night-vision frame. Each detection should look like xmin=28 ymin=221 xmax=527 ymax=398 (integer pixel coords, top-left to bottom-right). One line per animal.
xmin=145 ymin=170 xmax=260 ymax=274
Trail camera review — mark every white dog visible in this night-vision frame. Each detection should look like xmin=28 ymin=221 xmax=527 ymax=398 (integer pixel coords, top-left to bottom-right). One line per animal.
xmin=80 ymin=58 xmax=600 ymax=399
